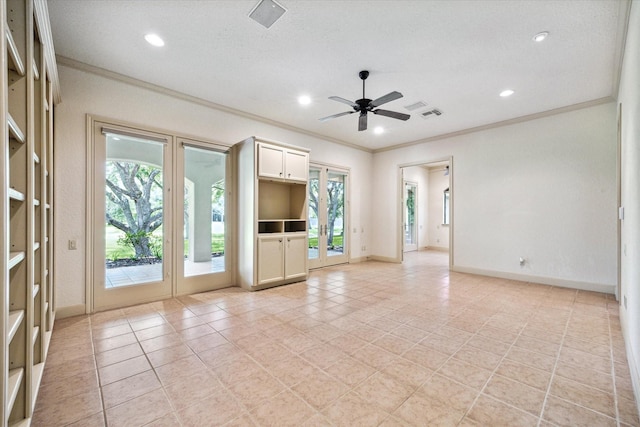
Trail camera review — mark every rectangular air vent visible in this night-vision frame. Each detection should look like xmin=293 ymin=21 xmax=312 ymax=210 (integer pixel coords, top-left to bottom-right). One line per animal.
xmin=421 ymin=108 xmax=442 ymax=119
xmin=404 ymin=101 xmax=428 ymax=111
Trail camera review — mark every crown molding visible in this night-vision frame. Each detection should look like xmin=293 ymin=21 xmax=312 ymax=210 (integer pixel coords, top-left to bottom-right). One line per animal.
xmin=372 ymin=96 xmax=615 ymax=154
xmin=55 ymin=56 xmax=372 ymax=154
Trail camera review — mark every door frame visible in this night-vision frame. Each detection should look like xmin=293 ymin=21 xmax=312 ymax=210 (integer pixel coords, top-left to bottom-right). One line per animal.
xmin=398 ymin=157 xmax=453 ymax=267
xmin=85 ymin=116 xmax=233 ymax=313
xmin=308 ymin=162 xmax=350 ymax=269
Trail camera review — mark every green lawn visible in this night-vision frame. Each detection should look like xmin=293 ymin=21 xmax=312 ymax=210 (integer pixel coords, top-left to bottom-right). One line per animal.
xmin=105 ymin=225 xmax=225 ymax=260
xmin=308 ymin=234 xmax=343 ymax=249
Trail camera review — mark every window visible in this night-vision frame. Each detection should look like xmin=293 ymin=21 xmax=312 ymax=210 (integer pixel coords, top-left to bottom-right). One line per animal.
xmin=443 ymin=187 xmax=450 ymax=225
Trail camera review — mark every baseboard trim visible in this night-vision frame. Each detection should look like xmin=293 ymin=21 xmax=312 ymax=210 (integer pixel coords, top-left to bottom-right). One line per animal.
xmin=620 ymin=318 xmax=640 ymax=418
xmin=56 ymin=304 xmax=87 ymax=319
xmin=349 ymin=256 xmax=369 ymax=264
xmin=450 ymin=266 xmax=616 ymax=294
xmin=424 ymin=246 xmax=449 ymax=252
xmin=369 ymin=255 xmax=401 ymax=263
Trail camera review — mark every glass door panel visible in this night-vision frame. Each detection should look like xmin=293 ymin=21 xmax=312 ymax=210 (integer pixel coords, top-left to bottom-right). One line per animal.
xmin=404 ymin=181 xmax=418 ymax=252
xmin=326 ymin=171 xmax=346 ymax=260
xmin=308 ymin=167 xmax=321 ymax=267
xmin=177 ymin=143 xmax=231 ymax=295
xmin=94 ymin=128 xmax=172 ymax=311
xmin=308 ymin=164 xmax=349 ymax=268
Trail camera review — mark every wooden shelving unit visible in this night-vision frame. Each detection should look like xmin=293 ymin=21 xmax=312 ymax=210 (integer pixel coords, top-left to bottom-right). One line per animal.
xmin=2 ymin=1 xmax=58 ymax=425
xmin=235 ymin=137 xmax=309 ymax=291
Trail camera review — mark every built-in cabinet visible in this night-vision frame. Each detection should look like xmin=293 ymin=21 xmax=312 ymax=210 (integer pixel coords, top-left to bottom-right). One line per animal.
xmin=236 ymin=137 xmax=309 ymax=290
xmin=2 ymin=1 xmax=58 ymax=424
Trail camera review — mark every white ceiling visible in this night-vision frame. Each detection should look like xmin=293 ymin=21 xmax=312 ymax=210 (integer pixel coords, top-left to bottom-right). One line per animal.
xmin=47 ymin=0 xmax=627 ymax=151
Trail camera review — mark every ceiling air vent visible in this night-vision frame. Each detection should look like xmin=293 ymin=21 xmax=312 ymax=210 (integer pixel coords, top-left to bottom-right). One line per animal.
xmin=421 ymin=108 xmax=443 ymax=119
xmin=404 ymin=101 xmax=428 ymax=111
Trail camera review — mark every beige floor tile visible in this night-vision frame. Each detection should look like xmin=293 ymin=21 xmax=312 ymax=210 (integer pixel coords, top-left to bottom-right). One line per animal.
xmin=163 ymin=371 xmax=220 ymax=410
xmin=549 ymin=375 xmax=616 ymax=418
xmin=437 ymin=357 xmax=493 ymax=390
xmin=226 ymin=368 xmax=285 ymax=408
xmin=466 ymin=394 xmax=539 ymax=426
xmin=105 ymin=388 xmax=172 ymax=427
xmin=32 ymin=387 xmax=102 ymax=426
xmin=354 ymin=372 xmax=415 ymax=412
xmin=98 ymin=354 xmax=151 ymax=386
xmin=292 ymin=368 xmax=350 ymax=410
xmin=495 ymin=358 xmax=552 ymax=391
xmin=62 ymin=412 xmax=105 ymax=427
xmin=146 ymin=343 xmax=194 ymax=368
xmin=543 ymin=395 xmax=616 ymax=427
xmin=323 ymin=391 xmax=391 ymax=426
xmin=324 ymin=355 xmax=376 ymax=387
xmin=101 ymin=370 xmax=161 ymax=409
xmin=95 ymin=342 xmax=143 ymax=368
xmin=33 ymin=251 xmax=633 ymax=427
xmin=250 ymin=390 xmax=316 ymax=426
xmin=484 ymin=374 xmax=546 ymax=416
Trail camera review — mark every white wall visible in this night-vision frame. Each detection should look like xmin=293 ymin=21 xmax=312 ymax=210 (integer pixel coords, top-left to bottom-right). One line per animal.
xmin=372 ymin=102 xmax=618 ymax=292
xmin=54 ymin=65 xmax=372 ymax=312
xmin=617 ymin=0 xmax=640 ymax=411
xmin=402 ymin=166 xmax=429 ymax=249
xmin=428 ymin=167 xmax=450 ymax=250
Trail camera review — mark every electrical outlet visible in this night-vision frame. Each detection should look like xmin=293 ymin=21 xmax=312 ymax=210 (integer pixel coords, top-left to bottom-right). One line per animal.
xmin=68 ymin=239 xmax=77 ymax=250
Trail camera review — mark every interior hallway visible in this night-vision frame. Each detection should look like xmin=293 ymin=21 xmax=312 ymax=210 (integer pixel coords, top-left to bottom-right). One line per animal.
xmin=33 ymin=251 xmax=639 ymax=426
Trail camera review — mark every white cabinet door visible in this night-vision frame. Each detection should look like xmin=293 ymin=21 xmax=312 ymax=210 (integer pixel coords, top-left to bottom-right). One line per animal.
xmin=284 ymin=150 xmax=308 ymax=182
xmin=257 ymin=235 xmax=284 ymax=285
xmin=257 ymin=143 xmax=284 ymax=179
xmin=284 ymin=234 xmax=307 ymax=279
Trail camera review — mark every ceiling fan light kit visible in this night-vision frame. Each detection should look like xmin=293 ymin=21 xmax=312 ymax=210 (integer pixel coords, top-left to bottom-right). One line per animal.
xmin=320 ymin=70 xmax=410 ymax=131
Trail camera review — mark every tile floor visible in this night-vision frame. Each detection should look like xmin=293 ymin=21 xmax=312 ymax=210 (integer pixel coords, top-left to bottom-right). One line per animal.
xmin=33 ymin=250 xmax=639 ymax=426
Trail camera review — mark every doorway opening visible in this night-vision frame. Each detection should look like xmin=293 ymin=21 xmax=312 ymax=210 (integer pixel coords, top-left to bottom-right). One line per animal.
xmin=400 ymin=159 xmax=452 ymax=265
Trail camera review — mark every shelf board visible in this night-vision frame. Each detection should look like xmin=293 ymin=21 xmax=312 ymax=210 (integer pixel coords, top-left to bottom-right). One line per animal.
xmin=8 ymin=310 xmax=24 ymax=343
xmin=8 ymin=188 xmax=25 ymax=201
xmin=33 ymin=284 xmax=40 ymax=298
xmin=6 ymin=28 xmax=25 ymax=76
xmin=8 ymin=113 xmax=26 ymax=143
xmin=45 ymin=203 xmax=50 ymax=209
xmin=9 ymin=418 xmax=31 ymax=427
xmin=33 ymin=152 xmax=40 ymax=164
xmin=34 ymin=242 xmax=40 ymax=251
xmin=9 ymin=251 xmax=25 ymax=269
xmin=7 ymin=368 xmax=24 ymax=416
xmin=31 ymin=363 xmax=45 ymax=413
xmin=34 ymin=198 xmax=40 ymax=206
xmin=32 ymin=326 xmax=40 ymax=346
xmin=32 ymin=61 xmax=40 ymax=80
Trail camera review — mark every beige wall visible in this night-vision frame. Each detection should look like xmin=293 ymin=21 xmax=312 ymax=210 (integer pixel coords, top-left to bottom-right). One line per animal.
xmin=54 ymin=65 xmax=373 ymax=312
xmin=372 ymin=102 xmax=618 ymax=293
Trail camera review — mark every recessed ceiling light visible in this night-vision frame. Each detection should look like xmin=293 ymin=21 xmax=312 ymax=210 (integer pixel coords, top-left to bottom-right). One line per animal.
xmin=374 ymin=127 xmax=384 ymax=135
xmin=532 ymin=31 xmax=549 ymax=42
xmin=298 ymin=95 xmax=311 ymax=106
xmin=500 ymin=89 xmax=515 ymax=98
xmin=144 ymin=33 xmax=165 ymax=47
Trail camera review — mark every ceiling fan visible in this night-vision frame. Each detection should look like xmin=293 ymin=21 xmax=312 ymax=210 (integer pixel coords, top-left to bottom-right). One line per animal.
xmin=319 ymin=70 xmax=410 ymax=131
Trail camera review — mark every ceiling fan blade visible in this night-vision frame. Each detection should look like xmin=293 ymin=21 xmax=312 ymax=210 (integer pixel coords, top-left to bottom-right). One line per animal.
xmin=372 ymin=109 xmax=410 ymax=121
xmin=329 ymin=96 xmax=358 ymax=108
xmin=319 ymin=111 xmax=355 ymax=122
xmin=358 ymin=113 xmax=367 ymax=131
xmin=370 ymin=91 xmax=403 ymax=108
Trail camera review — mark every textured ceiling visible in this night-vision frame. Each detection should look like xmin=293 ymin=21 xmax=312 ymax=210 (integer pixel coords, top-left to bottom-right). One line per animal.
xmin=47 ymin=0 xmax=627 ymax=151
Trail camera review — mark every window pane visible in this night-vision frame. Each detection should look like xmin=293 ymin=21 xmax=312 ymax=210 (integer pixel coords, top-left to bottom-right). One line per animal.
xmin=308 ymin=168 xmax=320 ymax=260
xmin=327 ymin=171 xmax=345 ymax=257
xmin=183 ymin=146 xmax=226 ymax=276
xmin=105 ymin=134 xmax=164 ymax=287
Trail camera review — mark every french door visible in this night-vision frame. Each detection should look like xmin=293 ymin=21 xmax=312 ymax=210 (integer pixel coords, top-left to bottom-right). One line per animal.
xmin=308 ymin=164 xmax=349 ymax=269
xmin=91 ymin=121 xmax=230 ymax=311
xmin=403 ymin=181 xmax=418 ymax=252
